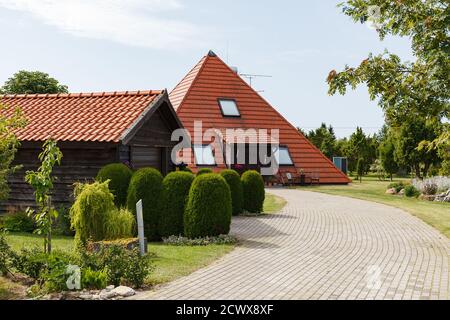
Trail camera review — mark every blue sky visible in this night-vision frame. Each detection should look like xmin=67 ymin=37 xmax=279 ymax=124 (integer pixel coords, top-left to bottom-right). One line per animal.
xmin=0 ymin=0 xmax=414 ymax=138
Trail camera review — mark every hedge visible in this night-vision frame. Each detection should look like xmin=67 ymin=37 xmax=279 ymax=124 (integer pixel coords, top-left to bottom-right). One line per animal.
xmin=126 ymin=167 xmax=163 ymax=240
xmin=220 ymin=169 xmax=243 ymax=215
xmin=196 ymin=168 xmax=213 ymax=176
xmin=184 ymin=174 xmax=232 ymax=238
xmin=241 ymin=170 xmax=265 ymax=213
xmin=96 ymin=163 xmax=133 ymax=207
xmin=158 ymin=171 xmax=195 ymax=237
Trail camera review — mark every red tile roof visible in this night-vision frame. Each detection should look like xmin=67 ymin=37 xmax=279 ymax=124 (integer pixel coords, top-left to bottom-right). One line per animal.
xmin=0 ymin=90 xmax=163 ymax=142
xmin=170 ymin=51 xmax=350 ymax=183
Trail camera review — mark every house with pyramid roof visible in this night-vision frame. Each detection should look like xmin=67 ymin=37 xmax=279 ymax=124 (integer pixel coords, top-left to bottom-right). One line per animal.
xmin=170 ymin=51 xmax=350 ymax=184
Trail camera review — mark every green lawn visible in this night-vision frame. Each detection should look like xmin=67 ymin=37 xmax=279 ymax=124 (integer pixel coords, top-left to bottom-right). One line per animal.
xmin=145 ymin=243 xmax=233 ymax=286
xmin=301 ymin=177 xmax=450 ymax=238
xmin=263 ymin=193 xmax=287 ymax=214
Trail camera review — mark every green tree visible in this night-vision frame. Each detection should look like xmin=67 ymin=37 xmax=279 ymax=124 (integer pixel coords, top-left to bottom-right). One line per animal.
xmin=25 ymin=139 xmax=63 ymax=253
xmin=1 ymin=71 xmax=68 ymax=94
xmin=379 ymin=134 xmax=398 ymax=181
xmin=335 ymin=137 xmax=349 ymax=158
xmin=393 ymin=118 xmax=439 ymax=178
xmin=307 ymin=123 xmax=337 ymax=159
xmin=327 ymin=0 xmax=449 ymax=153
xmin=356 ymin=158 xmax=364 ymax=182
xmin=346 ymin=127 xmax=370 ymax=173
xmin=0 ymin=104 xmax=27 ymax=202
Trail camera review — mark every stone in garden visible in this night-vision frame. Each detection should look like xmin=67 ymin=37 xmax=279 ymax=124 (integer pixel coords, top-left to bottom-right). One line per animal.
xmin=79 ymin=293 xmax=93 ymax=300
xmin=111 ymin=286 xmax=135 ymax=297
xmin=99 ymin=289 xmax=117 ymax=299
xmin=386 ymin=188 xmax=397 ymax=195
xmin=105 ymin=285 xmax=115 ymax=292
xmin=398 ymin=189 xmax=405 ymax=195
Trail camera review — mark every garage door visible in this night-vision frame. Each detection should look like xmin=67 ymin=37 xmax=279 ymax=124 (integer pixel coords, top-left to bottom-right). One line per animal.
xmin=131 ymin=146 xmax=161 ymax=171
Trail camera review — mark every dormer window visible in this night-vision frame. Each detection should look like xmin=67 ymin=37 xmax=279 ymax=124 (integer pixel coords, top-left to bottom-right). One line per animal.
xmin=273 ymin=146 xmax=294 ymax=166
xmin=218 ymin=99 xmax=240 ymax=117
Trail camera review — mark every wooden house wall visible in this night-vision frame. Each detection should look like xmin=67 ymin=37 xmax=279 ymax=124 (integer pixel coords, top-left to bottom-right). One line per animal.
xmin=1 ymin=142 xmax=118 ymax=213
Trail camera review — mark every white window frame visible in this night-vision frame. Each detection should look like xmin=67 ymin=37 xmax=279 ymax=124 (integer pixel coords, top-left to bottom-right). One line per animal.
xmin=274 ymin=146 xmax=294 ymax=166
xmin=218 ymin=99 xmax=240 ymax=117
xmin=193 ymin=144 xmax=216 ymax=166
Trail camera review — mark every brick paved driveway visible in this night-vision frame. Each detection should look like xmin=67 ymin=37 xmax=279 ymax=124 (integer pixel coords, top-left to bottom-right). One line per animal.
xmin=134 ymin=189 xmax=449 ymax=300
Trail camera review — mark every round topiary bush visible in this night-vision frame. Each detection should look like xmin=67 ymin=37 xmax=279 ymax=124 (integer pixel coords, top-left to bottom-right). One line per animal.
xmin=96 ymin=163 xmax=133 ymax=207
xmin=404 ymin=185 xmax=420 ymax=198
xmin=196 ymin=168 xmax=213 ymax=176
xmin=241 ymin=170 xmax=265 ymax=213
xmin=70 ymin=181 xmax=115 ymax=246
xmin=184 ymin=174 xmax=232 ymax=238
xmin=126 ymin=167 xmax=163 ymax=240
xmin=220 ymin=169 xmax=243 ymax=216
xmin=158 ymin=171 xmax=195 ymax=238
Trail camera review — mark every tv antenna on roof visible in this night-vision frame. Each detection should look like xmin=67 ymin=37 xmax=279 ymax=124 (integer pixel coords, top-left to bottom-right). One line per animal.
xmin=239 ymin=73 xmax=272 ymax=88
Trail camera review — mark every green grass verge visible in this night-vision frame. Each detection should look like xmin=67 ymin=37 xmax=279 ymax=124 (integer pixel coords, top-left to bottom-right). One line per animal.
xmin=263 ymin=193 xmax=287 ymax=214
xmin=145 ymin=243 xmax=234 ymax=286
xmin=4 ymin=232 xmax=235 ymax=288
xmin=301 ymin=178 xmax=450 ymax=238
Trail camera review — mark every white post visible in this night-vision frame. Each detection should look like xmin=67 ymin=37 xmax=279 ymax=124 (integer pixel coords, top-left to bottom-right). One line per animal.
xmin=136 ymin=199 xmax=145 ymax=256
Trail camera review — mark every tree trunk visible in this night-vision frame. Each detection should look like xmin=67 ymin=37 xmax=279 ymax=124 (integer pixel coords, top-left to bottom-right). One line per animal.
xmin=414 ymin=165 xmax=421 ymax=179
xmin=47 ymin=197 xmax=52 ymax=254
xmin=423 ymin=163 xmax=430 ymax=178
xmin=390 ymin=173 xmax=393 ymax=181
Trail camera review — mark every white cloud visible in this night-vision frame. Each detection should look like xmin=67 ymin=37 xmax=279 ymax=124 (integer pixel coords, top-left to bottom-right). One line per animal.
xmin=0 ymin=0 xmax=201 ymax=49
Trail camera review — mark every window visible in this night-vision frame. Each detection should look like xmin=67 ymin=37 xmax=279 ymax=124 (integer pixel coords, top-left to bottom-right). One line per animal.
xmin=274 ymin=146 xmax=294 ymax=165
xmin=193 ymin=145 xmax=216 ymax=166
xmin=218 ymin=99 xmax=240 ymax=117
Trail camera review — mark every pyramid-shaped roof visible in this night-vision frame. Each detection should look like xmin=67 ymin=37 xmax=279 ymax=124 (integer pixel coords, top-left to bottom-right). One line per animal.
xmin=170 ymin=51 xmax=350 ymax=183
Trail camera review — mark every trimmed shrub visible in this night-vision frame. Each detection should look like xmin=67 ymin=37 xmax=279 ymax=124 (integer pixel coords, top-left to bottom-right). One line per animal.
xmin=177 ymin=166 xmax=193 ymax=173
xmin=104 ymin=208 xmax=135 ymax=240
xmin=96 ymin=163 xmax=133 ymax=207
xmin=220 ymin=169 xmax=243 ymax=215
xmin=158 ymin=171 xmax=195 ymax=237
xmin=184 ymin=174 xmax=232 ymax=238
xmin=196 ymin=168 xmax=213 ymax=176
xmin=2 ymin=211 xmax=34 ymax=232
xmin=70 ymin=181 xmax=115 ymax=246
xmin=241 ymin=170 xmax=265 ymax=213
xmin=126 ymin=167 xmax=163 ymax=240
xmin=404 ymin=185 xmax=420 ymax=198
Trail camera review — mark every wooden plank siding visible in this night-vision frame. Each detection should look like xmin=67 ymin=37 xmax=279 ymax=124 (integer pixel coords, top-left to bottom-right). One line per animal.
xmin=1 ymin=142 xmax=118 ymax=213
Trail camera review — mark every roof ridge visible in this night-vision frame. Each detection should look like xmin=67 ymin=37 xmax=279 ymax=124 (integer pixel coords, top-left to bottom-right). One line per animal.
xmin=0 ymin=90 xmax=163 ymax=99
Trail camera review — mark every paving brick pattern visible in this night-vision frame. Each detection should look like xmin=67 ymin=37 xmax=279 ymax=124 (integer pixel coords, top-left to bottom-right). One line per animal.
xmin=134 ymin=189 xmax=449 ymax=300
